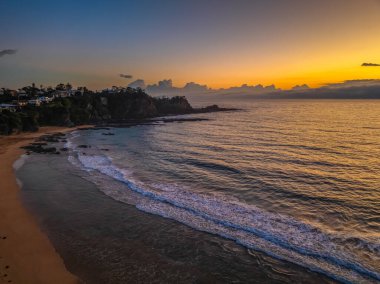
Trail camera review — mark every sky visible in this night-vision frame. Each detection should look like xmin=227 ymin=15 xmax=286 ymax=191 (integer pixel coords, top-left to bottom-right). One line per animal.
xmin=0 ymin=0 xmax=380 ymax=90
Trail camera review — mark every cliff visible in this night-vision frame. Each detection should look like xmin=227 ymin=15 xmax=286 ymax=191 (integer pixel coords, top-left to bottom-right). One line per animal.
xmin=0 ymin=89 xmax=234 ymax=135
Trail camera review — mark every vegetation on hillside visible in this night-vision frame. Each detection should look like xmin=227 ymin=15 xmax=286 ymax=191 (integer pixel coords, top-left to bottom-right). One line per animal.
xmin=0 ymin=88 xmax=194 ymax=135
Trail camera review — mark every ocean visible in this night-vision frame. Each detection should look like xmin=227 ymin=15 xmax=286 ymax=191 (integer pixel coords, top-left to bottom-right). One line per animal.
xmin=16 ymin=99 xmax=380 ymax=283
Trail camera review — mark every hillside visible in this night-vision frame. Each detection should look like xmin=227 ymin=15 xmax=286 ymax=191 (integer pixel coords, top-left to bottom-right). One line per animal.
xmin=0 ymin=88 xmax=232 ymax=135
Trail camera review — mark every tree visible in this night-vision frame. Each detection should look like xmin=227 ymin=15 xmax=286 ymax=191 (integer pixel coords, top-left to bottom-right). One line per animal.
xmin=56 ymin=83 xmax=66 ymax=91
xmin=65 ymin=83 xmax=72 ymax=91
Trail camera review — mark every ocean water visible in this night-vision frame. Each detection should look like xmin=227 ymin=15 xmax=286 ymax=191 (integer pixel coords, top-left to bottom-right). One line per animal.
xmin=18 ymin=99 xmax=380 ymax=283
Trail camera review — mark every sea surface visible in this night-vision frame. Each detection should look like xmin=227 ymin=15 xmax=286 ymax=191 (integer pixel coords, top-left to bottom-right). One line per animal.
xmin=16 ymin=99 xmax=380 ymax=283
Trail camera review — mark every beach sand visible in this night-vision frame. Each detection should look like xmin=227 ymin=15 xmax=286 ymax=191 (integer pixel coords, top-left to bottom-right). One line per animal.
xmin=0 ymin=126 xmax=91 ymax=284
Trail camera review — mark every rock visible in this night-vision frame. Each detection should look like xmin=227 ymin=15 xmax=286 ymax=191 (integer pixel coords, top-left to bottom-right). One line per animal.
xmin=43 ymin=147 xmax=57 ymax=153
xmin=194 ymin=105 xmax=239 ymax=113
xmin=21 ymin=144 xmax=57 ymax=154
xmin=31 ymin=142 xmax=47 ymax=146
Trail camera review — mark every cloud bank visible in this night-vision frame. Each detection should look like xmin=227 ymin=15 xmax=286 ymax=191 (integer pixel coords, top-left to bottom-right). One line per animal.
xmin=127 ymin=78 xmax=380 ymax=99
xmin=128 ymin=79 xmax=146 ymax=89
xmin=263 ymin=79 xmax=380 ymax=99
xmin=128 ymin=79 xmax=280 ymax=96
xmin=0 ymin=49 xmax=17 ymax=57
xmin=361 ymin=63 xmax=380 ymax=67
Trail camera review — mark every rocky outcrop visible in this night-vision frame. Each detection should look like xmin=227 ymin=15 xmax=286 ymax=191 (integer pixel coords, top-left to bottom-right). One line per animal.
xmin=153 ymin=96 xmax=193 ymax=115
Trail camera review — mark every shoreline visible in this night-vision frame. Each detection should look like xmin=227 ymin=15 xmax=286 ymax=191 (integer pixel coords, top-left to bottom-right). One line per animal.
xmin=0 ymin=126 xmax=92 ymax=284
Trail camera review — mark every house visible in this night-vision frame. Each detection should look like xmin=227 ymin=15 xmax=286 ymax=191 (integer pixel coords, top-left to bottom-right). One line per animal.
xmin=18 ymin=89 xmax=27 ymax=95
xmin=12 ymin=100 xmax=28 ymax=107
xmin=103 ymin=88 xmax=117 ymax=94
xmin=0 ymin=103 xmax=17 ymax=112
xmin=53 ymin=90 xmax=71 ymax=98
xmin=38 ymin=96 xmax=53 ymax=103
xmin=28 ymin=99 xmax=41 ymax=106
xmin=74 ymin=88 xmax=85 ymax=96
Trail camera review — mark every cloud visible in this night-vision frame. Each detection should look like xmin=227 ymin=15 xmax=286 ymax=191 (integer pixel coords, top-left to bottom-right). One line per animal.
xmin=361 ymin=63 xmax=380 ymax=67
xmin=325 ymin=79 xmax=380 ymax=88
xmin=119 ymin=74 xmax=133 ymax=79
xmin=141 ymin=79 xmax=279 ymax=96
xmin=183 ymin=82 xmax=209 ymax=92
xmin=292 ymin=84 xmax=310 ymax=91
xmin=147 ymin=79 xmax=175 ymax=93
xmin=261 ymin=79 xmax=380 ymax=99
xmin=128 ymin=79 xmax=146 ymax=89
xmin=217 ymin=83 xmax=278 ymax=95
xmin=0 ymin=49 xmax=17 ymax=57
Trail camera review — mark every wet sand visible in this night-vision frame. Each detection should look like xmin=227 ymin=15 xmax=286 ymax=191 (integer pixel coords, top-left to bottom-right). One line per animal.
xmin=0 ymin=126 xmax=91 ymax=284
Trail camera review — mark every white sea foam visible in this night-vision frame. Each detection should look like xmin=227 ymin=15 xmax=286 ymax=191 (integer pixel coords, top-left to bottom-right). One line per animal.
xmin=13 ymin=154 xmax=28 ymax=170
xmin=15 ymin=177 xmax=23 ymax=188
xmin=64 ymin=150 xmax=380 ymax=284
xmin=64 ymin=130 xmax=80 ymax=149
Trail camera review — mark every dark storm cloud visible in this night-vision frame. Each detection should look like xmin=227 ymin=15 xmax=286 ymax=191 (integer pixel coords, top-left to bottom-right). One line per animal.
xmin=0 ymin=49 xmax=17 ymax=57
xmin=119 ymin=74 xmax=133 ymax=79
xmin=361 ymin=63 xmax=380 ymax=67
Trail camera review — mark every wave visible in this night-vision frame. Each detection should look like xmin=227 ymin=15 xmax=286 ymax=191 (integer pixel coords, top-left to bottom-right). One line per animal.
xmin=66 ymin=140 xmax=380 ymax=283
xmin=13 ymin=154 xmax=28 ymax=170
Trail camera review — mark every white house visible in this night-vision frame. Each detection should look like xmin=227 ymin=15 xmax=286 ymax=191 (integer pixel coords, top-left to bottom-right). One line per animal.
xmin=53 ymin=90 xmax=71 ymax=98
xmin=17 ymin=90 xmax=27 ymax=96
xmin=28 ymin=99 xmax=41 ymax=106
xmin=12 ymin=100 xmax=28 ymax=107
xmin=38 ymin=96 xmax=53 ymax=103
xmin=0 ymin=103 xmax=17 ymax=112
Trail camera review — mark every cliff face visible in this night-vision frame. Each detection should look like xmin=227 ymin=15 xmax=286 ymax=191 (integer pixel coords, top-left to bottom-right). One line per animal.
xmin=106 ymin=92 xmax=159 ymax=120
xmin=94 ymin=93 xmax=192 ymax=120
xmin=153 ymin=96 xmax=193 ymax=115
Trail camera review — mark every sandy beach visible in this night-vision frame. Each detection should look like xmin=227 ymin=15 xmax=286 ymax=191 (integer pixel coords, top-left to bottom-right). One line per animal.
xmin=0 ymin=126 xmax=91 ymax=284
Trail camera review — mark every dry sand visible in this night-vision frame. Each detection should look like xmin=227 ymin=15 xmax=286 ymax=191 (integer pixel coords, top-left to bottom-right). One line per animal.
xmin=0 ymin=126 xmax=92 ymax=284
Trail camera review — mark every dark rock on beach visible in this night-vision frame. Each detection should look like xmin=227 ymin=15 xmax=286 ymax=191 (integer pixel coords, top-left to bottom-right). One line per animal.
xmin=36 ymin=133 xmax=66 ymax=143
xmin=21 ymin=144 xmax=57 ymax=154
xmin=78 ymin=145 xmax=89 ymax=148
